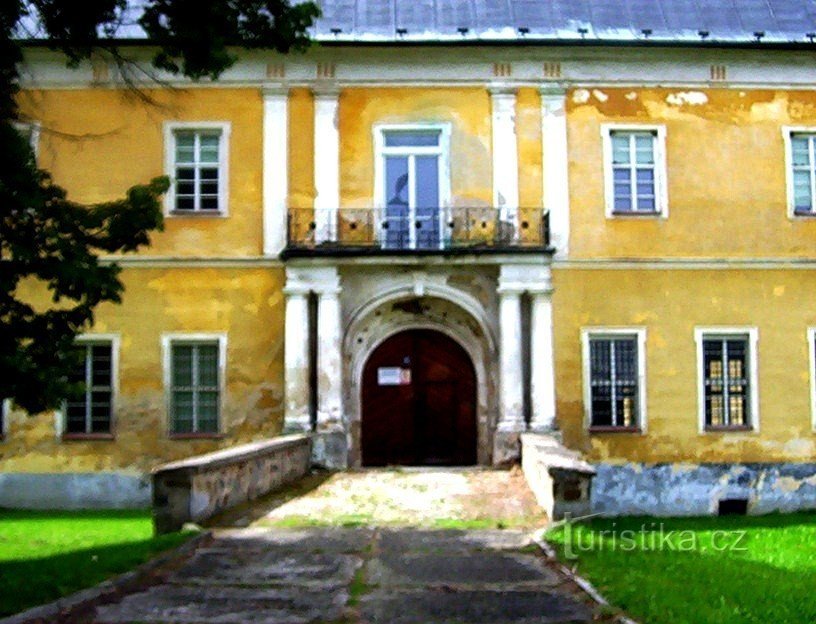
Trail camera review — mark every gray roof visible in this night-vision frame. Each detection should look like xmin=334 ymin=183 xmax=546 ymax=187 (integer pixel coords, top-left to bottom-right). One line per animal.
xmin=16 ymin=0 xmax=816 ymax=45
xmin=313 ymin=0 xmax=816 ymax=43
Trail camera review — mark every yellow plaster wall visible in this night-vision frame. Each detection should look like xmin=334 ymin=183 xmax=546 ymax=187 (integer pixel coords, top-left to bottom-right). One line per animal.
xmin=553 ymin=267 xmax=816 ymax=464
xmin=0 ymin=267 xmax=286 ymax=474
xmin=516 ymin=87 xmax=542 ymax=209
xmin=17 ymin=88 xmax=264 ymax=257
xmin=288 ymin=88 xmax=315 ymax=209
xmin=566 ymin=87 xmax=816 ymax=258
xmin=338 ymin=87 xmax=493 ymax=208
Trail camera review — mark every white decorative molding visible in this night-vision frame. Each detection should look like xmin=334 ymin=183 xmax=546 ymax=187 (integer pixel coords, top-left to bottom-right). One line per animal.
xmin=540 ymin=88 xmax=569 ymax=256
xmin=490 ymin=87 xmax=519 ymax=229
xmin=262 ymin=86 xmax=289 ymax=256
xmin=313 ymin=89 xmax=340 ymax=242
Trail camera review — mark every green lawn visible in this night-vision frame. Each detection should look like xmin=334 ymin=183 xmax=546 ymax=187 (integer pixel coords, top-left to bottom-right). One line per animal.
xmin=0 ymin=509 xmax=191 ymax=617
xmin=546 ymin=513 xmax=816 ymax=624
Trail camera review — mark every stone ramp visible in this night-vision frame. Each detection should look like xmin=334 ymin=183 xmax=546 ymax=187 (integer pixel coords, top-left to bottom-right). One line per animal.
xmin=213 ymin=466 xmax=548 ymax=530
xmin=91 ymin=527 xmax=607 ymax=624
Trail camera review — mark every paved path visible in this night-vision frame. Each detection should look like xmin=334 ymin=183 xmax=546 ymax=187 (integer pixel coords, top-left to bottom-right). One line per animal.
xmin=78 ymin=470 xmax=614 ymax=623
xmin=218 ymin=467 xmax=548 ymax=530
xmin=92 ymin=527 xmax=607 ymax=624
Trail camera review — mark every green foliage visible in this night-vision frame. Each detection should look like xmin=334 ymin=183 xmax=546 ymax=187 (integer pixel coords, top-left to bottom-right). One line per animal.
xmin=1 ymin=1 xmax=318 ymax=413
xmin=546 ymin=514 xmax=816 ymax=624
xmin=0 ymin=509 xmax=191 ymax=617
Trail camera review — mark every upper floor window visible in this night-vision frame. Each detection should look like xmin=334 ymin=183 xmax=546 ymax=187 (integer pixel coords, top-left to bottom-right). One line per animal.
xmin=164 ymin=335 xmax=224 ymax=436
xmin=375 ymin=125 xmax=450 ymax=250
xmin=164 ymin=123 xmax=230 ymax=215
xmin=786 ymin=131 xmax=816 ymax=216
xmin=65 ymin=340 xmax=116 ymax=437
xmin=695 ymin=329 xmax=758 ymax=432
xmin=602 ymin=125 xmax=667 ymax=217
xmin=582 ymin=329 xmax=646 ymax=431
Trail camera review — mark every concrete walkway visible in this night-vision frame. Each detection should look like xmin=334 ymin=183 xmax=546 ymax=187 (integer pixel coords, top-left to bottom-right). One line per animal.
xmin=92 ymin=527 xmax=607 ymax=624
xmin=83 ymin=469 xmax=614 ymax=623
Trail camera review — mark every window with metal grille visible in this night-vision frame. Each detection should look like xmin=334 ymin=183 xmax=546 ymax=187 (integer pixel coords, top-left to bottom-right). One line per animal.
xmin=703 ymin=336 xmax=750 ymax=428
xmin=172 ymin=130 xmax=222 ymax=212
xmin=588 ymin=336 xmax=640 ymax=428
xmin=170 ymin=342 xmax=220 ymax=434
xmin=610 ymin=130 xmax=659 ymax=214
xmin=790 ymin=133 xmax=816 ymax=214
xmin=65 ymin=343 xmax=113 ymax=434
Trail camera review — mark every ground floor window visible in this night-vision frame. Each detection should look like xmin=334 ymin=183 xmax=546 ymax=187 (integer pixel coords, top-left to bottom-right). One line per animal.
xmin=65 ymin=342 xmax=114 ymax=435
xmin=583 ymin=330 xmax=645 ymax=430
xmin=169 ymin=341 xmax=221 ymax=434
xmin=696 ymin=329 xmax=757 ymax=431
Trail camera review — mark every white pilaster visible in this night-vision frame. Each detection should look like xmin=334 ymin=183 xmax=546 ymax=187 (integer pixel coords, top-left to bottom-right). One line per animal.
xmin=490 ymin=87 xmax=519 ymax=229
xmin=541 ymin=88 xmax=569 ymax=256
xmin=313 ymin=89 xmax=340 ymax=243
xmin=263 ymin=86 xmax=288 ymax=256
xmin=530 ymin=289 xmax=557 ymax=431
xmin=283 ymin=273 xmax=311 ymax=433
xmin=316 ymin=269 xmax=343 ymax=431
xmin=497 ymin=285 xmax=525 ymax=433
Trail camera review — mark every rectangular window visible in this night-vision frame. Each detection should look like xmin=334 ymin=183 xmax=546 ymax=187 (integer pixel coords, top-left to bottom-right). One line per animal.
xmin=603 ymin=126 xmax=666 ymax=217
xmin=65 ymin=343 xmax=113 ymax=435
xmin=789 ymin=133 xmax=816 ymax=214
xmin=377 ymin=126 xmax=449 ymax=250
xmin=169 ymin=342 xmax=221 ymax=434
xmin=164 ymin=123 xmax=229 ymax=215
xmin=583 ymin=331 xmax=645 ymax=430
xmin=696 ymin=329 xmax=758 ymax=432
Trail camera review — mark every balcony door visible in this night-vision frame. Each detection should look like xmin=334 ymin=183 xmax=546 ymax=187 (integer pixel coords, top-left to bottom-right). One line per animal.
xmin=377 ymin=126 xmax=450 ymax=250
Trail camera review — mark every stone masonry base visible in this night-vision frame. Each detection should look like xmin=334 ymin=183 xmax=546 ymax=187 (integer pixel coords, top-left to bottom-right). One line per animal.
xmin=591 ymin=462 xmax=816 ymax=516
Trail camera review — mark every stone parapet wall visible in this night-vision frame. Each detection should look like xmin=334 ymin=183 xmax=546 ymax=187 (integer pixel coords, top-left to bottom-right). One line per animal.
xmin=152 ymin=435 xmax=312 ymax=534
xmin=521 ymin=433 xmax=596 ymax=520
xmin=592 ymin=462 xmax=816 ymax=516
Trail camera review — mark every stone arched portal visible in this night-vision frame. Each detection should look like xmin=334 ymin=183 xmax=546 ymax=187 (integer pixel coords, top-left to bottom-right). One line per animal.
xmin=361 ymin=329 xmax=477 ymax=466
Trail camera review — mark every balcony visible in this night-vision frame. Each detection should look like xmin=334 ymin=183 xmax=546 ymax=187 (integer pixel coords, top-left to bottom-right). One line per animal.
xmin=282 ymin=207 xmax=552 ymax=258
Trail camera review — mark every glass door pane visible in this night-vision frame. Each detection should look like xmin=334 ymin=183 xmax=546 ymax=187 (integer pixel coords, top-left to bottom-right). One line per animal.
xmin=384 ymin=156 xmax=410 ymax=249
xmin=414 ymin=155 xmax=440 ymax=249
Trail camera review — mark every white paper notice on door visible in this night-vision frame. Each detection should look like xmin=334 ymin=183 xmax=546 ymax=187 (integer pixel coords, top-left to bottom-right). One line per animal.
xmin=378 ymin=367 xmax=411 ymax=386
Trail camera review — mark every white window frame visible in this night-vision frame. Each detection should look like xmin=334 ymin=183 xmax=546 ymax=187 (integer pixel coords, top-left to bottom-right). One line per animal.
xmin=695 ymin=327 xmax=759 ymax=434
xmin=13 ymin=120 xmax=40 ymax=160
xmin=163 ymin=121 xmax=231 ymax=217
xmin=373 ymin=123 xmax=451 ymax=249
xmin=601 ymin=124 xmax=668 ymax=218
xmin=161 ymin=332 xmax=227 ymax=436
xmin=782 ymin=126 xmax=816 ymax=218
xmin=581 ymin=327 xmax=647 ymax=432
xmin=62 ymin=334 xmax=120 ymax=437
xmin=807 ymin=328 xmax=816 ymax=432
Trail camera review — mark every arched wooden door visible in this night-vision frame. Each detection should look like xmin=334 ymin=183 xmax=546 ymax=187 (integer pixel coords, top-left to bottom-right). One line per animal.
xmin=361 ymin=329 xmax=477 ymax=466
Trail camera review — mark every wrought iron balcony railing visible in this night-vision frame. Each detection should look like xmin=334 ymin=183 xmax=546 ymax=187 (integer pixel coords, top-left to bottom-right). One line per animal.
xmin=284 ymin=207 xmax=551 ymax=256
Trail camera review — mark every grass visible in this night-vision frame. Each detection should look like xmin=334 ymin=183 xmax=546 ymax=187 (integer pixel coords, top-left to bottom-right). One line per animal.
xmin=545 ymin=513 xmax=816 ymax=624
xmin=0 ymin=509 xmax=192 ymax=617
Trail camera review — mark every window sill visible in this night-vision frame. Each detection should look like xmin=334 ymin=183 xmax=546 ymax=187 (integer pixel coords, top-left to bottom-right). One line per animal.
xmin=62 ymin=433 xmax=115 ymax=441
xmin=704 ymin=425 xmax=754 ymax=433
xmin=609 ymin=210 xmax=664 ymax=218
xmin=168 ymin=210 xmax=227 ymax=218
xmin=169 ymin=432 xmax=224 ymax=440
xmin=792 ymin=210 xmax=816 ymax=218
xmin=589 ymin=426 xmax=642 ymax=434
